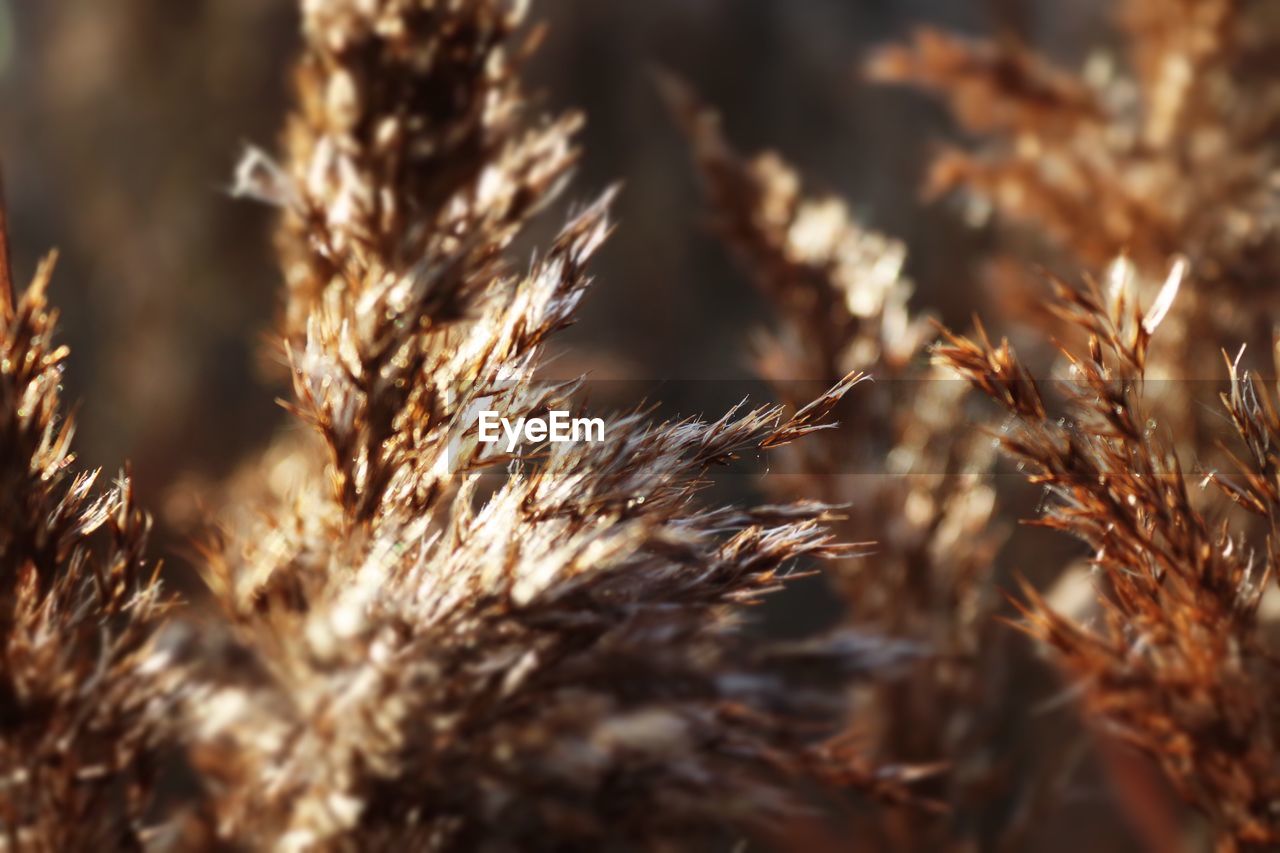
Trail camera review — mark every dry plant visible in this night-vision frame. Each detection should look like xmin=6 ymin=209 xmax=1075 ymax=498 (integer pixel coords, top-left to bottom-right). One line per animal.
xmin=664 ymin=79 xmax=1110 ymax=851
xmin=0 ymin=1 xmax=929 ymax=850
xmin=867 ymin=4 xmax=1280 ymax=290
xmin=935 ymin=261 xmax=1280 ymax=851
xmin=869 ymin=1 xmax=1280 ymax=426
xmin=196 ymin=0 xmax=914 ymax=845
xmin=0 ymin=181 xmax=172 ymax=849
xmin=7 ymin=0 xmax=1280 ymax=850
xmin=869 ymin=2 xmax=1280 ymax=849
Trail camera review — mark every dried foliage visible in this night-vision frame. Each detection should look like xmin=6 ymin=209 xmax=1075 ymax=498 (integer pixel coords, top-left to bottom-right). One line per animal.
xmin=868 ymin=5 xmax=1280 ymax=292
xmin=665 ymin=79 xmax=1017 ymax=848
xmin=866 ymin=5 xmax=1280 ymax=849
xmin=868 ymin=2 xmax=1280 ymax=469
xmin=9 ymin=0 xmax=1280 ymax=849
xmin=193 ymin=0 xmax=896 ymax=849
xmin=936 ymin=261 xmax=1280 ymax=849
xmin=0 ymin=203 xmax=171 ymax=848
xmin=0 ymin=0 xmax=914 ymax=848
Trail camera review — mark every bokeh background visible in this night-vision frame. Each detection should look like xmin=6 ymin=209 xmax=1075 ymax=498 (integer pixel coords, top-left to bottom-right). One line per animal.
xmin=0 ymin=3 xmax=1175 ymax=850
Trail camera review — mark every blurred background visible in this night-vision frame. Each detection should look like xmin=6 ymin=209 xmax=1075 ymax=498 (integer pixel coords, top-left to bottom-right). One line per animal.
xmin=0 ymin=2 xmax=1175 ymax=850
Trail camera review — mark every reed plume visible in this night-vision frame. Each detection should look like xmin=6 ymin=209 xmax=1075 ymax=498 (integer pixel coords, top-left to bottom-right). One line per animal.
xmin=935 ymin=261 xmax=1280 ymax=850
xmin=666 ymin=77 xmax=1057 ymax=850
xmin=188 ymin=0 xmax=894 ymax=847
xmin=870 ymin=4 xmax=1280 ymax=847
xmin=0 ymin=184 xmax=171 ymax=849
